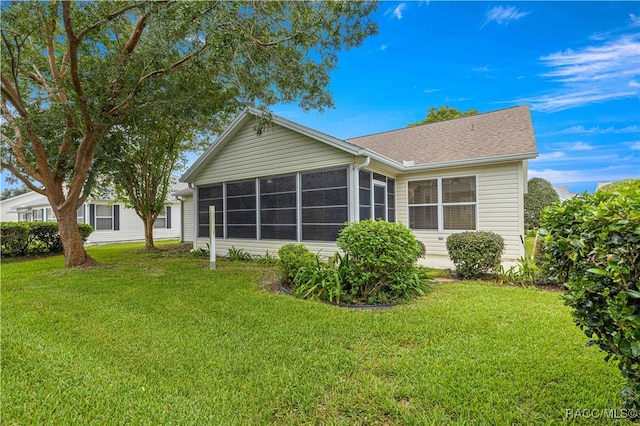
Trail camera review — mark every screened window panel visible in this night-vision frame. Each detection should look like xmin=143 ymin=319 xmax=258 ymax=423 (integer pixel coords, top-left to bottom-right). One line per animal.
xmin=409 ymin=180 xmax=438 ymax=204
xmin=260 ymin=193 xmax=296 ymax=209
xmin=260 ymin=175 xmax=296 ymax=194
xmin=443 ymin=176 xmax=476 ymax=203
xmin=359 ymin=207 xmax=372 ymax=221
xmin=301 ymin=188 xmax=348 ymax=207
xmin=387 ymin=178 xmax=395 ymax=194
xmin=260 ymin=209 xmax=297 ymax=225
xmin=302 ymin=206 xmax=347 ymax=224
xmin=359 ymin=188 xmax=371 ymax=206
xmin=226 ymin=210 xmax=256 ymax=225
xmin=197 ymin=184 xmax=223 ymax=238
xmin=359 ymin=170 xmax=371 ymax=188
xmin=373 ymin=172 xmax=387 ymax=182
xmin=226 ymin=180 xmax=256 ymax=196
xmin=301 ymin=169 xmax=347 ymax=190
xmin=261 ymin=225 xmax=297 ymax=240
xmin=227 ymin=225 xmax=257 ymax=239
xmin=302 ymin=225 xmax=344 ymax=242
xmin=199 ymin=185 xmax=222 ymax=200
xmin=444 ymin=205 xmax=476 ymax=230
xmin=409 ymin=206 xmax=438 ymax=230
xmin=226 ymin=196 xmax=256 ymax=211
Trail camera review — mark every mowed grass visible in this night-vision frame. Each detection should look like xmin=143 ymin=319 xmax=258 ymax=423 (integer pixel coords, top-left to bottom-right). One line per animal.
xmin=2 ymin=242 xmax=626 ymax=424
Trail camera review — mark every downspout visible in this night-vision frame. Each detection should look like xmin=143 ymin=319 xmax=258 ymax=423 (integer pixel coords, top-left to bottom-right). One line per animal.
xmin=351 ymin=155 xmax=371 ymax=222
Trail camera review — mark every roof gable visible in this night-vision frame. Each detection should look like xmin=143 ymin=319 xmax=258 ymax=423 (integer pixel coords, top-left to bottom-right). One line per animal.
xmin=181 ymin=105 xmax=538 ymax=183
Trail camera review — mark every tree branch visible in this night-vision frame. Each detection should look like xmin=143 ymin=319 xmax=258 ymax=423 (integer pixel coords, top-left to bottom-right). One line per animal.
xmin=76 ymin=2 xmax=146 ymax=41
xmin=107 ymin=41 xmax=209 ymax=116
xmin=61 ymin=1 xmax=91 ymax=129
xmin=0 ymin=161 xmax=45 ymax=195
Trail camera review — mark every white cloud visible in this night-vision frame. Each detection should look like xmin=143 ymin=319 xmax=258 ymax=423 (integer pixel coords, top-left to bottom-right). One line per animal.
xmin=528 ymin=33 xmax=640 ymax=112
xmin=380 ymin=44 xmax=388 ymax=51
xmin=529 ymin=167 xmax=638 ymax=185
xmin=552 ymin=124 xmax=640 ymax=135
xmin=481 ymin=6 xmax=529 ymax=29
xmin=566 ymin=141 xmax=594 ymax=151
xmin=631 ymin=13 xmax=640 ymax=26
xmin=385 ymin=3 xmax=407 ymax=20
xmin=537 ymin=151 xmax=565 ymax=161
xmin=630 ymin=141 xmax=640 ymax=150
xmin=423 ymin=88 xmax=443 ymax=94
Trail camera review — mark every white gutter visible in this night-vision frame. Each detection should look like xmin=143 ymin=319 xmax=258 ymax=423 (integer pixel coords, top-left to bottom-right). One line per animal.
xmin=354 ymin=155 xmax=371 ymax=172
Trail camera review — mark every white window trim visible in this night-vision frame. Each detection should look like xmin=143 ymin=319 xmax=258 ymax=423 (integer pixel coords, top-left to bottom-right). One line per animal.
xmin=95 ymin=204 xmax=114 ymax=231
xmin=407 ymin=174 xmax=479 ymax=232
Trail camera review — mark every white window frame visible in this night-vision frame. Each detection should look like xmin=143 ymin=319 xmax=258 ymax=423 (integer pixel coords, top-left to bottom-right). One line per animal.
xmin=407 ymin=175 xmax=478 ymax=232
xmin=95 ymin=204 xmax=114 ymax=231
xmin=154 ymin=207 xmax=167 ymax=229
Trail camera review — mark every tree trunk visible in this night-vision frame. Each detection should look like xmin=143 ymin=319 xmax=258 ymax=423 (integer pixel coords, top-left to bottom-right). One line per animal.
xmin=56 ymin=208 xmax=97 ymax=268
xmin=143 ymin=214 xmax=156 ymax=251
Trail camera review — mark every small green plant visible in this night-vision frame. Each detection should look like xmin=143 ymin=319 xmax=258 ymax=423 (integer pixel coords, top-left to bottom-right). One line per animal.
xmin=294 ymin=252 xmax=350 ymax=304
xmin=227 ymin=246 xmax=253 ymax=261
xmin=188 ymin=243 xmax=210 ymax=258
xmin=446 ymin=231 xmax=505 ymax=279
xmin=254 ymin=250 xmax=278 ymax=266
xmin=277 ymin=243 xmax=316 ymax=286
xmin=496 ymin=257 xmax=536 ymax=287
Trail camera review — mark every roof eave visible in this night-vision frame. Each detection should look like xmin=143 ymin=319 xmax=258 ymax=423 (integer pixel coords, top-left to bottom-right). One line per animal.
xmin=404 ymin=152 xmax=539 ymax=172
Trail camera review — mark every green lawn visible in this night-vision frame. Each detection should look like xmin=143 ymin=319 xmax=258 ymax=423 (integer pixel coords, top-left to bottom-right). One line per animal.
xmin=1 ymin=242 xmax=627 ymax=424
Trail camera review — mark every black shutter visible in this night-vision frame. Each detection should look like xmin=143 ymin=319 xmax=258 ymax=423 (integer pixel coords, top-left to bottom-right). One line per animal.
xmin=113 ymin=205 xmax=120 ymax=231
xmin=166 ymin=206 xmax=171 ymax=229
xmin=89 ymin=204 xmax=95 ymax=227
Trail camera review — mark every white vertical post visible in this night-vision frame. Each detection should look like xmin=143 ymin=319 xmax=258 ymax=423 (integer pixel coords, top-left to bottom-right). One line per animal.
xmin=209 ymin=205 xmax=216 ymax=270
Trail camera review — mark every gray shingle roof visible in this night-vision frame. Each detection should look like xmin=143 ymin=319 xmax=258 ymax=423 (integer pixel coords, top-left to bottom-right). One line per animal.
xmin=347 ymin=105 xmax=537 ymax=166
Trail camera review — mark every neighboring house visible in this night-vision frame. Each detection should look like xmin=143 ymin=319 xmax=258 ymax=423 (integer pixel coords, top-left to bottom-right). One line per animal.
xmin=180 ymin=106 xmax=538 ymax=268
xmin=0 ymin=185 xmax=185 ymax=245
xmin=553 ymin=186 xmax=576 ymax=201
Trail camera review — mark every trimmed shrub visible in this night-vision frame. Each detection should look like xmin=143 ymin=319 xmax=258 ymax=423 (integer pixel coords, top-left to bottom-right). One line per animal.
xmin=0 ymin=222 xmax=31 ymax=256
xmin=0 ymin=222 xmax=94 ymax=257
xmin=538 ymin=179 xmax=640 ymax=408
xmin=337 ymin=219 xmax=428 ymax=304
xmin=277 ymin=243 xmax=316 ymax=286
xmin=446 ymin=231 xmax=505 ymax=279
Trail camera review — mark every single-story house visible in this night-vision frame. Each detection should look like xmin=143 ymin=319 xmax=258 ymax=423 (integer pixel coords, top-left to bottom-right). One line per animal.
xmin=0 ymin=185 xmax=184 ymax=245
xmin=180 ymin=105 xmax=538 ymax=268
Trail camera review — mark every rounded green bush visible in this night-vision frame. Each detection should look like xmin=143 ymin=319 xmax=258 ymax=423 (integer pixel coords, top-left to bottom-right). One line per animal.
xmin=337 ymin=219 xmax=427 ymax=304
xmin=446 ymin=231 xmax=505 ymax=279
xmin=277 ymin=243 xmax=316 ymax=286
xmin=539 ymin=179 xmax=640 ymax=408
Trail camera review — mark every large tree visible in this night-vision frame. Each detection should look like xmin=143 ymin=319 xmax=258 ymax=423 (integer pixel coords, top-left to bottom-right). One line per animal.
xmin=524 ymin=177 xmax=559 ymax=231
xmin=107 ymin=116 xmax=197 ymax=251
xmin=1 ymin=1 xmax=377 ymax=267
xmin=408 ymin=105 xmax=478 ymax=127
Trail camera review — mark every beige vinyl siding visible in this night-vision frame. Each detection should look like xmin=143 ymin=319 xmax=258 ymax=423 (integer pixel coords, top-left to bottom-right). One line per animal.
xmin=195 ymin=238 xmax=339 ymax=260
xmin=181 ymin=195 xmax=194 ymax=243
xmin=192 ymin=117 xmax=355 ymax=185
xmin=396 ymin=161 xmax=525 ymax=268
xmin=86 ymin=202 xmax=182 ymax=245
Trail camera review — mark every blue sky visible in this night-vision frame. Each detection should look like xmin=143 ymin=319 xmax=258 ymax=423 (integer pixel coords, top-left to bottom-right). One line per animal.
xmin=272 ymin=1 xmax=640 ymax=194
xmin=2 ymin=1 xmax=638 ymax=195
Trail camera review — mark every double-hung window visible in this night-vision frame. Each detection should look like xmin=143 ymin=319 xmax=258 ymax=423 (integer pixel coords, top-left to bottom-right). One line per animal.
xmin=408 ymin=176 xmax=477 ymax=231
xmin=153 ymin=206 xmax=172 ymax=229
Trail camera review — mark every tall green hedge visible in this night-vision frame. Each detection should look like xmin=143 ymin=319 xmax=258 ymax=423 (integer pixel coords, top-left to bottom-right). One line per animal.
xmin=539 ymin=179 xmax=640 ymax=408
xmin=1 ymin=222 xmax=94 ymax=257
